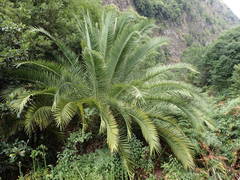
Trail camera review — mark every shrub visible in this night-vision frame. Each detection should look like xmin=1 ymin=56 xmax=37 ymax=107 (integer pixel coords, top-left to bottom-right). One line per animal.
xmin=161 ymin=157 xmax=202 ymax=180
xmin=50 ymin=130 xmax=127 ymax=180
xmin=49 ymin=131 xmax=155 ymax=179
xmin=202 ymin=26 xmax=240 ymax=90
xmin=231 ymin=64 xmax=240 ymax=94
xmin=0 ymin=139 xmax=32 ymax=179
xmin=181 ymin=44 xmax=208 ymax=86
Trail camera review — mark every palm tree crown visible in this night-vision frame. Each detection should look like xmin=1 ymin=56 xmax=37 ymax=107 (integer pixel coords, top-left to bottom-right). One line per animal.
xmin=4 ymin=10 xmax=214 ymax=172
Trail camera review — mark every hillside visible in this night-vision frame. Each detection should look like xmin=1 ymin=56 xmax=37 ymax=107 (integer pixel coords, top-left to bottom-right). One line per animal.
xmin=103 ymin=0 xmax=240 ymax=61
xmin=2 ymin=0 xmax=240 ymax=179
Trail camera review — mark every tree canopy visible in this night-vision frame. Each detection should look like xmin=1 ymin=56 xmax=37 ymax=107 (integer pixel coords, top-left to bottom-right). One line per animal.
xmin=202 ymin=26 xmax=240 ymax=90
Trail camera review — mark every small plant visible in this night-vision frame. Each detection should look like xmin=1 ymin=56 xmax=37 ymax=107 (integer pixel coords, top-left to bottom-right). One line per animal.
xmin=162 ymin=157 xmax=202 ymax=180
xmin=50 ymin=130 xmax=128 ymax=179
xmin=0 ymin=139 xmax=32 ymax=179
xmin=30 ymin=145 xmax=48 ymax=172
xmin=128 ymin=136 xmax=154 ymax=178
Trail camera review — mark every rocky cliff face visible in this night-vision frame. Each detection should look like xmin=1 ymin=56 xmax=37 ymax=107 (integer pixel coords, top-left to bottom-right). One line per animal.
xmin=103 ymin=0 xmax=132 ymax=10
xmin=102 ymin=0 xmax=240 ymax=61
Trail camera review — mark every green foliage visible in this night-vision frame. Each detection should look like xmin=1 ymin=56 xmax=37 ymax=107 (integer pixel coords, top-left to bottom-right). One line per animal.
xmin=1 ymin=0 xmax=235 ymax=179
xmin=0 ymin=1 xmax=79 ymax=140
xmin=50 ymin=130 xmax=127 ymax=180
xmin=217 ymin=114 xmax=240 ymax=155
xmin=132 ymin=0 xmax=234 ymax=30
xmin=160 ymin=108 xmax=240 ymax=179
xmin=0 ymin=0 xmax=53 ymax=62
xmin=128 ymin=136 xmax=154 ymax=178
xmin=18 ymin=145 xmax=50 ymax=180
xmin=0 ymin=0 xmax=102 ymax=64
xmin=30 ymin=145 xmax=48 ymax=172
xmin=2 ymin=9 xmax=215 ymax=172
xmin=182 ymin=44 xmax=206 ymax=69
xmin=184 ymin=34 xmax=194 ymax=47
xmin=202 ymin=26 xmax=240 ymax=90
xmin=49 ymin=131 xmax=156 ymax=179
xmin=162 ymin=157 xmax=202 ymax=180
xmin=2 ymin=140 xmax=31 ymax=164
xmin=0 ymin=98 xmax=19 ymax=137
xmin=210 ymin=113 xmax=240 ymax=179
xmin=181 ymin=44 xmax=207 ymax=86
xmin=0 ymin=139 xmax=32 ymax=179
xmin=19 ymin=168 xmax=51 ymax=180
xmin=183 ymin=26 xmax=240 ymax=92
xmin=133 ymin=0 xmax=186 ymax=22
xmin=231 ymin=64 xmax=240 ymax=94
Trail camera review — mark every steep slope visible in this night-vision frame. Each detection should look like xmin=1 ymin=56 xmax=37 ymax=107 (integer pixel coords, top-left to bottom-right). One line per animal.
xmin=103 ymin=0 xmax=133 ymax=10
xmin=103 ymin=0 xmax=240 ymax=61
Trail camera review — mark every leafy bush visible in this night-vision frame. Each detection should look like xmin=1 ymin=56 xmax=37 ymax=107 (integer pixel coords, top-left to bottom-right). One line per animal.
xmin=49 ymin=130 xmax=127 ymax=180
xmin=162 ymin=157 xmax=202 ymax=180
xmin=231 ymin=64 xmax=240 ymax=94
xmin=0 ymin=0 xmax=102 ymax=65
xmin=181 ymin=44 xmax=207 ymax=86
xmin=160 ymin=109 xmax=240 ymax=179
xmin=202 ymin=26 xmax=240 ymax=90
xmin=47 ymin=131 xmax=156 ymax=179
xmin=0 ymin=139 xmax=32 ymax=179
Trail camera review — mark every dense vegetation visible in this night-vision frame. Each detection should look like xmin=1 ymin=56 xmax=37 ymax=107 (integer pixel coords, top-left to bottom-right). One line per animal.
xmin=133 ymin=0 xmax=238 ymax=26
xmin=182 ymin=26 xmax=240 ymax=91
xmin=132 ymin=0 xmax=239 ymax=60
xmin=133 ymin=0 xmax=186 ymax=22
xmin=202 ymin=26 xmax=240 ymax=90
xmin=1 ymin=0 xmax=240 ymax=179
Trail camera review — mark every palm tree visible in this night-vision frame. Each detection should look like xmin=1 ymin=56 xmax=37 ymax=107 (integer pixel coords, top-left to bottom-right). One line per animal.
xmin=3 ymin=10 xmax=214 ymax=173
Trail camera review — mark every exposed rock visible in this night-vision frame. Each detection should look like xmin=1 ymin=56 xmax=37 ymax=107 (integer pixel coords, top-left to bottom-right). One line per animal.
xmin=102 ymin=0 xmax=240 ymax=61
xmin=102 ymin=0 xmax=133 ymax=10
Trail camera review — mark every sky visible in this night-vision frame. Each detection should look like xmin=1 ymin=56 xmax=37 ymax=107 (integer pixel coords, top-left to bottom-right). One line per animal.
xmin=223 ymin=0 xmax=240 ymax=18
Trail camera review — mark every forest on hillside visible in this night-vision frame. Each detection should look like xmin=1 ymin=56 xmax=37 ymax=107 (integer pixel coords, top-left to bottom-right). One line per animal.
xmin=1 ymin=0 xmax=240 ymax=179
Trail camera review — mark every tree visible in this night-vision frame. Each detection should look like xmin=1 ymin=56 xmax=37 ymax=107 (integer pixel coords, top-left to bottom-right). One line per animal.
xmin=3 ymin=10 xmax=214 ymax=173
xmin=202 ymin=26 xmax=240 ymax=90
xmin=181 ymin=44 xmax=208 ymax=86
xmin=222 ymin=64 xmax=240 ymax=114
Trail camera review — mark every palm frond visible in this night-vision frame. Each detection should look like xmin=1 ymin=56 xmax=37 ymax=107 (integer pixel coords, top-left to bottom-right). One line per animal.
xmin=83 ymin=49 xmax=108 ymax=95
xmin=99 ymin=104 xmax=119 ymax=152
xmin=154 ymin=119 xmax=194 ymax=169
xmin=2 ymin=10 xmax=215 ymax=174
xmin=142 ymin=63 xmax=198 ymax=82
xmin=33 ymin=27 xmax=78 ymax=65
xmin=118 ymin=136 xmax=135 ymax=177
xmin=15 ymin=60 xmax=63 ymax=77
xmin=54 ymin=99 xmax=79 ymax=129
xmin=120 ymin=37 xmax=168 ymax=81
xmin=127 ymin=107 xmax=160 ymax=154
xmin=8 ymin=88 xmax=55 ymax=117
xmin=25 ymin=102 xmax=52 ymax=134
